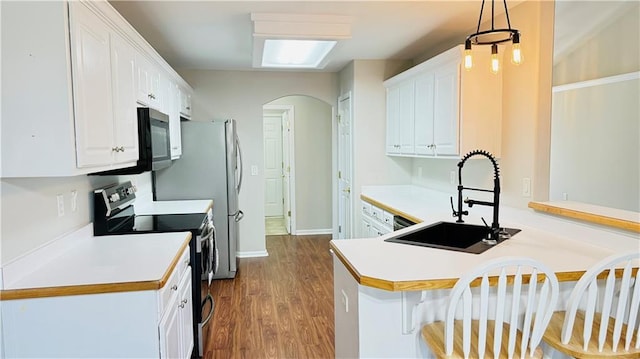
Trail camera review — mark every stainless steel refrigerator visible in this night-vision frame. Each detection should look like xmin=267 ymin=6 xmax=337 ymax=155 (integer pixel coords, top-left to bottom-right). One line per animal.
xmin=153 ymin=119 xmax=243 ymax=279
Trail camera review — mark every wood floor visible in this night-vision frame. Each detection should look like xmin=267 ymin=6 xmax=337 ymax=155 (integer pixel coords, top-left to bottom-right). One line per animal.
xmin=203 ymin=234 xmax=335 ymax=359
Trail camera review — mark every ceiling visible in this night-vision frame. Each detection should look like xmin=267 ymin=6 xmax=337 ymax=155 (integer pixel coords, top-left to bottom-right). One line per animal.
xmin=108 ymin=1 xmax=524 ymax=73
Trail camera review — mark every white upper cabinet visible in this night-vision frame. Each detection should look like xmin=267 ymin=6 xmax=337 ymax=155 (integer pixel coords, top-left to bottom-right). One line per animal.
xmin=386 ymin=80 xmax=415 ymax=155
xmin=109 ymin=30 xmax=139 ymax=164
xmin=167 ymin=81 xmax=182 ymax=159
xmin=178 ymin=86 xmax=192 ymax=119
xmin=135 ymin=52 xmax=162 ymax=111
xmin=0 ymin=0 xmax=193 ymax=177
xmin=384 ymin=44 xmax=503 ymax=158
xmin=69 ymin=2 xmax=115 ymax=167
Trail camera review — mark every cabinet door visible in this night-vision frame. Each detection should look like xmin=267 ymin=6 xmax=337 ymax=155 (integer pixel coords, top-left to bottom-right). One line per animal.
xmin=433 ymin=62 xmax=460 ymax=156
xmin=110 ymin=32 xmax=138 ymax=164
xmin=414 ymin=73 xmax=435 ymax=155
xmin=178 ymin=267 xmax=194 ymax=359
xmin=398 ymin=81 xmax=415 ymax=154
xmin=362 ymin=216 xmax=371 ymax=238
xmin=179 ymin=87 xmax=192 ymax=118
xmin=135 ymin=52 xmax=158 ymax=107
xmin=385 ymin=86 xmax=400 ymax=154
xmin=169 ymin=82 xmax=182 ymax=159
xmin=69 ymin=2 xmax=115 ymax=167
xmin=159 ymin=293 xmax=181 ymax=359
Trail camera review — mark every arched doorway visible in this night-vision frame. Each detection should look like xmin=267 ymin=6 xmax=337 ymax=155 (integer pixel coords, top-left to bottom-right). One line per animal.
xmin=262 ymin=95 xmax=332 ymax=236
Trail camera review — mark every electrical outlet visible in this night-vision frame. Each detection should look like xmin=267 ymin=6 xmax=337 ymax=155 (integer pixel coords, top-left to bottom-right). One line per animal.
xmin=251 ymin=165 xmax=258 ymax=176
xmin=522 ymin=178 xmax=531 ymax=197
xmin=56 ymin=194 xmax=64 ymax=217
xmin=70 ymin=190 xmax=78 ymax=212
xmin=341 ymin=289 xmax=349 ymax=313
xmin=450 ymin=171 xmax=456 ymax=185
xmin=417 ymin=167 xmax=423 ymax=179
xmin=563 ymin=192 xmax=568 ymax=200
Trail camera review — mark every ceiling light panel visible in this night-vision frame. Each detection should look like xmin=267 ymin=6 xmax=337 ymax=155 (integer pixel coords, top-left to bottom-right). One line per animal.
xmin=251 ymin=13 xmax=352 ymax=69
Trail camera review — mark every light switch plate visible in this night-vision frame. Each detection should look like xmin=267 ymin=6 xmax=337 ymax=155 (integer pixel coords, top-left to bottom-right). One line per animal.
xmin=56 ymin=194 xmax=64 ymax=217
xmin=522 ymin=178 xmax=531 ymax=197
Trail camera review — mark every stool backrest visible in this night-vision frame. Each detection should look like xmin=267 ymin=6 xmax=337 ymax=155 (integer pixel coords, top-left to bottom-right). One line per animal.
xmin=445 ymin=256 xmax=559 ymax=358
xmin=561 ymin=251 xmax=640 ymax=352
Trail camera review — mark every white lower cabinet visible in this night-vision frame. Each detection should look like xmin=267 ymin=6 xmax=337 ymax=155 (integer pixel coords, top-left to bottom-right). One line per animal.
xmin=1 ymin=249 xmax=194 ymax=358
xmin=159 ymin=267 xmax=194 ymax=359
xmin=361 ymin=200 xmax=393 ymax=237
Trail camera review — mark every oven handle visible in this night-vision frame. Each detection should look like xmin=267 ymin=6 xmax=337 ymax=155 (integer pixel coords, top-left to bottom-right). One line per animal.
xmin=201 ymin=293 xmax=214 ymax=327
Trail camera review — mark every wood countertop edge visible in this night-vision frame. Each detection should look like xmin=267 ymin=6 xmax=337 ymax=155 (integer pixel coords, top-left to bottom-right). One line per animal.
xmin=331 ymin=241 xmax=636 ymax=291
xmin=360 ymin=195 xmax=424 ymax=224
xmin=528 ymin=201 xmax=640 ymax=233
xmin=0 ymin=233 xmax=192 ymax=301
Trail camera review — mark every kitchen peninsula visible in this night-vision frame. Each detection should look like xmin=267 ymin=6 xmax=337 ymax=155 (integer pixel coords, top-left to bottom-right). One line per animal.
xmin=330 ymin=185 xmax=639 ymax=358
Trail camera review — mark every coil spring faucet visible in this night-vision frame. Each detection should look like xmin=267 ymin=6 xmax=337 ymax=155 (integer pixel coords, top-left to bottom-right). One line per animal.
xmin=451 ymin=150 xmax=501 ymax=241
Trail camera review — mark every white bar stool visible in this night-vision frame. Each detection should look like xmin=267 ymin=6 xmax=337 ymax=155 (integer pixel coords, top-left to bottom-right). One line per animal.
xmin=422 ymin=256 xmax=559 ymax=359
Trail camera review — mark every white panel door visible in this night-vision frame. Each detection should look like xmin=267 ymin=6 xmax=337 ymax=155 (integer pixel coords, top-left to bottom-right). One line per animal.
xmin=264 ymin=115 xmax=284 ymax=217
xmin=385 ymin=87 xmax=400 ymax=154
xmin=398 ymin=80 xmax=415 ymax=154
xmin=69 ymin=2 xmax=114 ymax=167
xmin=281 ymin=111 xmax=292 ymax=232
xmin=337 ymin=94 xmax=353 ymax=239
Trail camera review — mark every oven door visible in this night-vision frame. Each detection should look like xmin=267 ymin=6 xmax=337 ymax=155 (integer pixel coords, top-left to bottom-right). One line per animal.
xmin=197 ymin=220 xmax=215 ymax=357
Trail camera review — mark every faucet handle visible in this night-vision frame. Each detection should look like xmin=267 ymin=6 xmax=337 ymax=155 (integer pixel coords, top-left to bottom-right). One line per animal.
xmin=450 ymin=196 xmax=468 ymax=218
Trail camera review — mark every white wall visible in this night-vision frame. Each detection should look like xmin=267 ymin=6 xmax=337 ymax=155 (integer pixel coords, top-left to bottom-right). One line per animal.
xmin=0 ymin=173 xmax=153 ymax=265
xmin=550 ymin=3 xmax=640 ymax=211
xmin=268 ymin=95 xmax=333 ymax=232
xmin=338 ymin=60 xmax=414 ymax=237
xmin=177 ymin=70 xmax=338 ymax=254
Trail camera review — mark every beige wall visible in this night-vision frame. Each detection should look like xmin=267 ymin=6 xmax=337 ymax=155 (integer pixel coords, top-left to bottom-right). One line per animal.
xmin=550 ymin=2 xmax=639 ymax=211
xmin=178 ymin=70 xmax=338 ymax=254
xmin=410 ymin=1 xmax=555 ymax=209
xmin=0 ymin=173 xmax=153 ymax=265
xmin=268 ymin=95 xmax=333 ymax=231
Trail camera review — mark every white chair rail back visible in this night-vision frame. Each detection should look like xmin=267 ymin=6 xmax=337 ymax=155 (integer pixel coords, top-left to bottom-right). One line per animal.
xmin=445 ymin=256 xmax=559 ymax=359
xmin=561 ymin=251 xmax=640 ymax=353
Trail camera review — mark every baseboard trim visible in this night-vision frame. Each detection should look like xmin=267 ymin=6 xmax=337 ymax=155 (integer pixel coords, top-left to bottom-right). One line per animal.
xmin=236 ymin=250 xmax=269 ymax=258
xmin=294 ymin=229 xmax=333 ymax=235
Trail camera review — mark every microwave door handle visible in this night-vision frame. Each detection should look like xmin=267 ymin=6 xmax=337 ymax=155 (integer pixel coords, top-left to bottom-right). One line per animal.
xmin=236 ymin=136 xmax=243 ymax=194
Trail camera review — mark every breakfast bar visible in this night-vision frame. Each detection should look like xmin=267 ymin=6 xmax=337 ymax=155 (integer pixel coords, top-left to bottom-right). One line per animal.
xmin=330 ymin=185 xmax=639 ymax=358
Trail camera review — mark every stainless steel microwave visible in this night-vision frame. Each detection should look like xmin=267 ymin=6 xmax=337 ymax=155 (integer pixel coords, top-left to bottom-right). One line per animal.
xmin=93 ymin=108 xmax=172 ymax=175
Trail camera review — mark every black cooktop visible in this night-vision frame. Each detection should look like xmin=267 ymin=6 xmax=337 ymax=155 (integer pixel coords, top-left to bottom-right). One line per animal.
xmin=96 ymin=208 xmax=207 ymax=236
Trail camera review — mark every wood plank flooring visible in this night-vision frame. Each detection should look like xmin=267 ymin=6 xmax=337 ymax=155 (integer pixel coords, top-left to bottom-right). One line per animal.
xmin=204 ymin=234 xmax=335 ymax=359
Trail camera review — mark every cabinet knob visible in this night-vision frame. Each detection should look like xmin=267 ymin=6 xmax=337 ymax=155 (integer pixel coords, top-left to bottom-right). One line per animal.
xmin=171 ymin=285 xmax=178 ymax=291
xmin=182 ymin=299 xmax=188 ymax=304
xmin=179 ymin=303 xmax=185 ymax=308
xmin=186 ymin=106 xmax=191 ymax=110
xmin=119 ymin=146 xmax=125 ymax=152
xmin=111 ymin=147 xmax=118 ymax=152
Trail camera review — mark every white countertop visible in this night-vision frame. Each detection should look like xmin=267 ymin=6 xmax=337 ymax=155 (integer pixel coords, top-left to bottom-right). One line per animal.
xmin=331 ymin=185 xmax=639 ymax=290
xmin=1 ymin=225 xmax=191 ymax=297
xmin=134 ymin=199 xmax=213 ymax=215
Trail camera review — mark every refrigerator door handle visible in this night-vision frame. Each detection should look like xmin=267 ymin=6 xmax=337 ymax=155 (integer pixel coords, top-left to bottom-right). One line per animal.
xmin=234 ymin=210 xmax=244 ymax=222
xmin=236 ymin=135 xmax=243 ymax=194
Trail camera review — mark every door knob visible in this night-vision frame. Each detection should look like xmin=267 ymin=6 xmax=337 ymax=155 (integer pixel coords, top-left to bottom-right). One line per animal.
xmin=344 ymin=187 xmax=351 ymax=194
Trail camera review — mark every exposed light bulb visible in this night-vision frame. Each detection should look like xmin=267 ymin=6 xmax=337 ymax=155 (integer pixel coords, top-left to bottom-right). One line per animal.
xmin=511 ymin=32 xmax=523 ymax=65
xmin=490 ymin=44 xmax=499 ymax=74
xmin=464 ymin=40 xmax=473 ymax=70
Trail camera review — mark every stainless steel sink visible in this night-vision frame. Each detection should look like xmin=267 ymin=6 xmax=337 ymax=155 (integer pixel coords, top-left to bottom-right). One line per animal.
xmin=384 ymin=221 xmax=521 ymax=254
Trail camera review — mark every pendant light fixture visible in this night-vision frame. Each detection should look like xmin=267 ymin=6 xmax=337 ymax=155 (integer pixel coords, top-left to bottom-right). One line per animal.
xmin=464 ymin=0 xmax=522 ymax=73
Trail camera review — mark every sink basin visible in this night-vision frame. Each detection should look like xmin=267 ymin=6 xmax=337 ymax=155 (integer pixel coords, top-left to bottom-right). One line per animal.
xmin=384 ymin=221 xmax=521 ymax=254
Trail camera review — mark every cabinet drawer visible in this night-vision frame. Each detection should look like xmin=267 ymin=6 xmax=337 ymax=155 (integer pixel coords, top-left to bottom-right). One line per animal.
xmin=158 ymin=246 xmax=190 ymax=314
xmin=361 ymin=201 xmax=372 ymax=215
xmin=370 ymin=205 xmax=383 ymax=221
xmin=382 ymin=212 xmax=394 ymax=228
